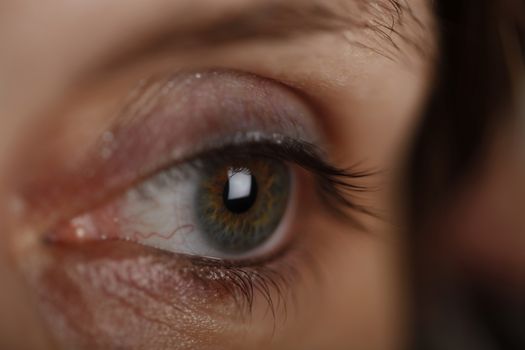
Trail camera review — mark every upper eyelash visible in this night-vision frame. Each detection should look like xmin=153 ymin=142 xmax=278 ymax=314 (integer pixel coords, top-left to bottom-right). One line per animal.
xmin=114 ymin=131 xmax=375 ymax=230
xmin=178 ymin=136 xmax=376 ymax=228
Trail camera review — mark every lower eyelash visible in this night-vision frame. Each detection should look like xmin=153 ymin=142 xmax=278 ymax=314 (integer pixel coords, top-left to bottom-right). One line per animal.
xmin=184 ymin=243 xmax=315 ymax=322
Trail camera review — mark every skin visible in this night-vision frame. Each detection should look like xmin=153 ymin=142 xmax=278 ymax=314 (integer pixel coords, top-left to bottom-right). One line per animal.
xmin=0 ymin=1 xmax=436 ymax=349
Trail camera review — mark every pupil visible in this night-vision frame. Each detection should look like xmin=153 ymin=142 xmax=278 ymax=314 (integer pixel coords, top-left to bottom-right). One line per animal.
xmin=222 ymin=168 xmax=258 ymax=214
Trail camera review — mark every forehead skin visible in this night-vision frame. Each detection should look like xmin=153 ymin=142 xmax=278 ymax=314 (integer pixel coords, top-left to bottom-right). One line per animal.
xmin=0 ymin=0 xmax=436 ymax=349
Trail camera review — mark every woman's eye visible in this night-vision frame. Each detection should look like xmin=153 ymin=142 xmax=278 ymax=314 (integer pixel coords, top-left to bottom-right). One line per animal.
xmin=36 ymin=70 xmax=368 ymax=272
xmin=50 ymin=149 xmax=295 ymax=262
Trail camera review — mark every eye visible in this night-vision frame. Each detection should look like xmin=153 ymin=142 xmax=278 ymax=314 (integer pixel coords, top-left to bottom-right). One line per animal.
xmin=50 ymin=139 xmax=301 ymax=262
xmin=38 ymin=70 xmax=371 ymax=272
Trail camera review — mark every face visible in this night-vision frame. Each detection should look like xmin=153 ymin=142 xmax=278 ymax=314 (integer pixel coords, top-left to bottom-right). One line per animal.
xmin=0 ymin=1 xmax=436 ymax=349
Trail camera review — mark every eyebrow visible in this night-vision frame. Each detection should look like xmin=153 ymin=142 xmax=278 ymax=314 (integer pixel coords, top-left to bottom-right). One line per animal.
xmin=104 ymin=0 xmax=427 ymax=69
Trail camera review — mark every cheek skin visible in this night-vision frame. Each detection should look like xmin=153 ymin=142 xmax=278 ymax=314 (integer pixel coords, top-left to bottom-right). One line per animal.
xmin=274 ymin=220 xmax=404 ymax=350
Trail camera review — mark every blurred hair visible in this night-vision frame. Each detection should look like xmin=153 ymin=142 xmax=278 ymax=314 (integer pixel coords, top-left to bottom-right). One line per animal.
xmin=407 ymin=0 xmax=524 ymax=231
xmin=407 ymin=0 xmax=525 ymax=348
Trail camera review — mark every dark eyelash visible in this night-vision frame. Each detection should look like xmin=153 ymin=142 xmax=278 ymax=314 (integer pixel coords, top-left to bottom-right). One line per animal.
xmin=189 ymin=255 xmax=298 ymax=322
xmin=191 ymin=136 xmax=376 ymax=229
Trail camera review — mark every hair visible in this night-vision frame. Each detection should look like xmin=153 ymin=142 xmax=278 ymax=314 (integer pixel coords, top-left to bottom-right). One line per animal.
xmin=406 ymin=0 xmax=525 ymax=348
xmin=407 ymin=0 xmax=524 ymax=232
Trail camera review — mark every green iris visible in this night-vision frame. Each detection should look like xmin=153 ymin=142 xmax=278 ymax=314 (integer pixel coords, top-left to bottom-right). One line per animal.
xmin=194 ymin=158 xmax=291 ymax=255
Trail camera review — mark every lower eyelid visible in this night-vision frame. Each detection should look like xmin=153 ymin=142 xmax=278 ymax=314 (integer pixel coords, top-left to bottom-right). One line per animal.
xmin=31 ymin=242 xmax=245 ymax=347
xmin=27 ymin=236 xmax=312 ymax=347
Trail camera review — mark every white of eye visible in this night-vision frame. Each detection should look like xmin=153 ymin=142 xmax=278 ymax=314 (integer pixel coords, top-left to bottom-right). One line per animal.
xmin=110 ymin=163 xmax=294 ymax=261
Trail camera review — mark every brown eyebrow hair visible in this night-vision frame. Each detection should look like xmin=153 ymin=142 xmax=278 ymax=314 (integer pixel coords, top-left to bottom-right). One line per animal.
xmin=104 ymin=0 xmax=431 ymax=70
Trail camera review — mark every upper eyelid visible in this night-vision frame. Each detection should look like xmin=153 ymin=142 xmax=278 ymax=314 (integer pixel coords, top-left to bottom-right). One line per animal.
xmin=17 ymin=70 xmax=343 ymax=228
xmin=110 ymin=70 xmax=322 ymax=134
xmin=90 ymin=70 xmax=327 ymax=184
